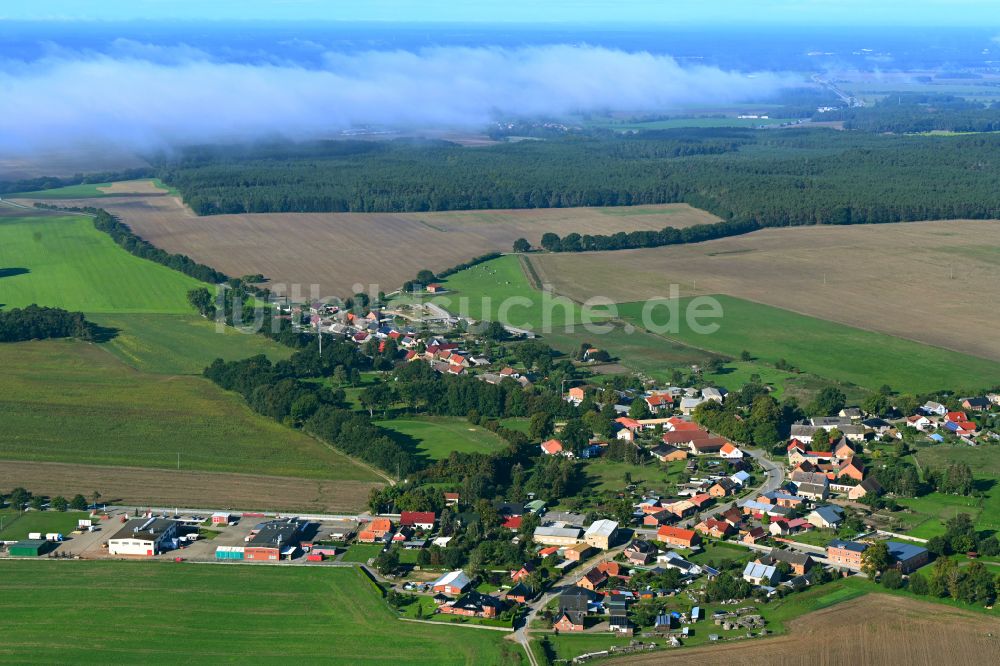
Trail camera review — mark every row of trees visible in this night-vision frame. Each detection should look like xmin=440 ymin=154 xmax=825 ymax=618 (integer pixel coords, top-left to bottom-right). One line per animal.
xmin=0 ymin=305 xmax=103 ymax=342
xmin=4 ymin=487 xmax=93 ymax=512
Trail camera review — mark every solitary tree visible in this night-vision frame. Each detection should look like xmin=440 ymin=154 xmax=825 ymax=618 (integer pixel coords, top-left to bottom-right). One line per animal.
xmin=861 ymin=541 xmax=891 ymax=577
xmin=512 ymin=238 xmax=530 ymax=253
xmin=69 ymin=494 xmax=88 ymax=511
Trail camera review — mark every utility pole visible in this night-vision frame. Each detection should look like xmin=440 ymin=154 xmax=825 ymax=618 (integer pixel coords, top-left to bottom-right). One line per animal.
xmin=177 ymin=453 xmax=180 ymax=470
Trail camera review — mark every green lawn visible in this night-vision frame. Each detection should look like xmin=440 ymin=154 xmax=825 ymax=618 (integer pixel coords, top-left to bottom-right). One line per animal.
xmin=499 ymin=417 xmax=531 ymax=434
xmin=616 ymin=295 xmax=1000 ymax=394
xmin=0 ymin=340 xmax=379 ymax=480
xmin=0 ymin=562 xmax=522 ymax=664
xmin=689 ymin=541 xmax=752 ymax=566
xmin=0 ymin=511 xmax=90 ymax=540
xmin=581 ymin=459 xmax=663 ymax=495
xmin=896 ymin=492 xmax=984 ymax=539
xmin=376 ymin=416 xmax=510 ymax=462
xmin=0 ymin=214 xmax=202 ymax=313
xmin=89 ymin=313 xmax=294 ymax=375
xmin=341 ymin=543 xmax=386 ymax=563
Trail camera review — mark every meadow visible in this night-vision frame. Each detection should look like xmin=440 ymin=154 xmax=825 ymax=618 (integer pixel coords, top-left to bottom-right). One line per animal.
xmin=0 ymin=562 xmax=522 ymax=665
xmin=615 ymin=295 xmax=1000 ymax=394
xmin=909 ymin=444 xmax=1000 ymax=535
xmin=376 ymin=416 xmax=510 ymax=462
xmin=0 ymin=214 xmax=201 ymax=313
xmin=0 ymin=340 xmax=379 ymax=482
xmin=89 ymin=313 xmax=294 ymax=374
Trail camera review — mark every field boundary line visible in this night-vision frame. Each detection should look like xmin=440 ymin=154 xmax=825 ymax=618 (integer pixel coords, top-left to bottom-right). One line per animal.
xmin=518 ymin=255 xmax=543 ymax=291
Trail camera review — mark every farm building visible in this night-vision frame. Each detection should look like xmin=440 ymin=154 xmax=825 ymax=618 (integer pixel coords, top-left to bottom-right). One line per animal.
xmin=8 ymin=539 xmax=51 ymax=557
xmin=584 ymin=520 xmax=619 ymax=550
xmin=107 ymin=518 xmax=178 ymax=557
xmin=399 ymin=511 xmax=436 ymax=530
xmin=533 ymin=525 xmax=583 ymax=546
xmin=432 ymin=569 xmax=472 ymax=596
xmin=888 ymin=541 xmax=930 ymax=573
xmin=211 ymin=512 xmax=233 ymax=526
xmin=827 ymin=540 xmax=868 ymax=569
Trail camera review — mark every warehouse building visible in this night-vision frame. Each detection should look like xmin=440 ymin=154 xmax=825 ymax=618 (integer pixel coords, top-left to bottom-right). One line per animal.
xmin=108 ymin=518 xmax=179 ymax=556
xmin=244 ymin=518 xmax=305 ymax=561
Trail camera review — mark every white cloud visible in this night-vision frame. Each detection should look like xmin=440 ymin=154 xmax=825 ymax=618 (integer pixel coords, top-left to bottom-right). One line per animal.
xmin=0 ymin=44 xmax=795 ymax=155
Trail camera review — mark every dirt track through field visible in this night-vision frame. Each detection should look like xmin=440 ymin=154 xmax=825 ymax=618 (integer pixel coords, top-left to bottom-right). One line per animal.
xmin=0 ymin=460 xmax=380 ymax=513
xmin=532 ymin=219 xmax=1000 ymax=361
xmin=13 ymin=191 xmax=716 ymax=298
xmin=609 ymin=594 xmax=1000 ymax=666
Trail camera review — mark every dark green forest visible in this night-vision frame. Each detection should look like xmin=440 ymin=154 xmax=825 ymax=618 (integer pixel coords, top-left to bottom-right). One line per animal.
xmin=155 ymin=130 xmax=1000 ymax=237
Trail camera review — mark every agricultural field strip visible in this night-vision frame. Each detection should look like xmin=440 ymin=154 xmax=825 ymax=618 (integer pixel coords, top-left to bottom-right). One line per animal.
xmin=15 ymin=192 xmax=716 ymax=300
xmin=530 ymin=219 xmax=1000 ymax=362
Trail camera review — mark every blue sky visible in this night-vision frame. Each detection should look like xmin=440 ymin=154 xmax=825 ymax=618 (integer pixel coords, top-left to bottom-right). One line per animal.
xmin=3 ymin=1 xmax=998 ymax=26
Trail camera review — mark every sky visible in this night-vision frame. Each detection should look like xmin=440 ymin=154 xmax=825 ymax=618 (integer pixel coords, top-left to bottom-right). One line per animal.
xmin=3 ymin=1 xmax=999 ymax=27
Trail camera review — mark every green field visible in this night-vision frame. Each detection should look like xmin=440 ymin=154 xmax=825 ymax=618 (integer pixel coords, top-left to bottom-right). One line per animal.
xmin=0 ymin=562 xmax=522 ymax=665
xmin=0 ymin=511 xmax=90 ymax=541
xmin=0 ymin=214 xmax=202 ymax=313
xmin=5 ymin=182 xmax=113 ymax=199
xmin=90 ymin=313 xmax=294 ymax=374
xmin=616 ymin=296 xmax=1000 ymax=394
xmin=376 ymin=417 xmax=510 ymax=462
xmin=429 ymin=255 xmax=591 ymax=329
xmin=0 ymin=340 xmax=378 ymax=480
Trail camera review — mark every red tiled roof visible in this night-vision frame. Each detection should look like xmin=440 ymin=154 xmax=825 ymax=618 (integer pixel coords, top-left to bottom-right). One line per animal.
xmin=400 ymin=511 xmax=436 ymax=527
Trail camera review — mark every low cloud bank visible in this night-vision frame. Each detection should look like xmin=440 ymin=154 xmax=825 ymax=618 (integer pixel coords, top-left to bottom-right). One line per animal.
xmin=0 ymin=43 xmax=794 ymax=155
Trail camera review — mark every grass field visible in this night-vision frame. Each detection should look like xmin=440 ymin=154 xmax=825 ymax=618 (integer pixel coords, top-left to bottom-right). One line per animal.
xmin=89 ymin=313 xmax=294 ymax=374
xmin=0 ymin=562 xmax=522 ymax=665
xmin=0 ymin=511 xmax=89 ymax=540
xmin=615 ymin=296 xmax=1000 ymax=394
xmin=907 ymin=444 xmax=1000 ymax=535
xmin=0 ymin=214 xmax=201 ymax=313
xmin=0 ymin=340 xmax=379 ymax=481
xmin=531 ymin=219 xmax=1000 ymax=363
xmin=42 ymin=190 xmax=717 ymax=299
xmin=376 ymin=416 xmax=510 ymax=462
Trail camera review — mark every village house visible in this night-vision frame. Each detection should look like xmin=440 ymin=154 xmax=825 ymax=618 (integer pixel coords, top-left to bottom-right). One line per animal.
xmin=577 ymin=567 xmax=608 ymax=591
xmin=440 ymin=590 xmax=503 ymax=619
xmin=540 ymin=439 xmax=565 ymax=456
xmin=644 ymin=393 xmax=673 ymax=413
xmin=906 ymin=415 xmax=934 ymax=431
xmin=510 ymin=563 xmax=536 ymax=582
xmin=807 ymin=505 xmax=845 ymax=529
xmin=743 ymin=526 xmax=768 ymax=545
xmin=566 ymin=386 xmax=586 ymax=405
xmin=743 ymin=561 xmax=781 ymax=586
xmin=357 ymin=517 xmax=393 ymax=543
xmin=657 ymin=525 xmax=700 ymax=549
xmin=847 ymin=477 xmax=884 ymax=501
xmin=554 ymin=610 xmax=586 ymax=632
xmin=719 ymin=442 xmax=744 ymax=459
xmin=690 ymin=437 xmax=729 ymax=456
xmin=761 ymin=548 xmax=814 ymax=575
xmin=695 ymin=518 xmax=734 ymax=539
xmin=709 ymin=478 xmax=738 ymax=498
xmin=504 ymin=582 xmax=534 ymax=604
xmin=563 ymin=541 xmax=594 ymax=562
xmin=921 ymin=401 xmax=947 ymax=416
xmin=400 ymin=511 xmax=436 ymax=531
xmin=837 ymin=457 xmax=866 ymax=482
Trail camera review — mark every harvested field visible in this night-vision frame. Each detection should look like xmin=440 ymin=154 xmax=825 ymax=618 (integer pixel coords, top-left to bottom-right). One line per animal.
xmin=0 ymin=460 xmax=380 ymax=513
xmin=14 ymin=190 xmax=716 ymax=298
xmin=96 ymin=179 xmax=171 ymax=195
xmin=531 ymin=219 xmax=1000 ymax=361
xmin=608 ymin=594 xmax=1000 ymax=666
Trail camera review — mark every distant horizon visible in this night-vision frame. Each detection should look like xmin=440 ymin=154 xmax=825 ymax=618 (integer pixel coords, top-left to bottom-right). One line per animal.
xmin=5 ymin=0 xmax=1000 ymax=28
